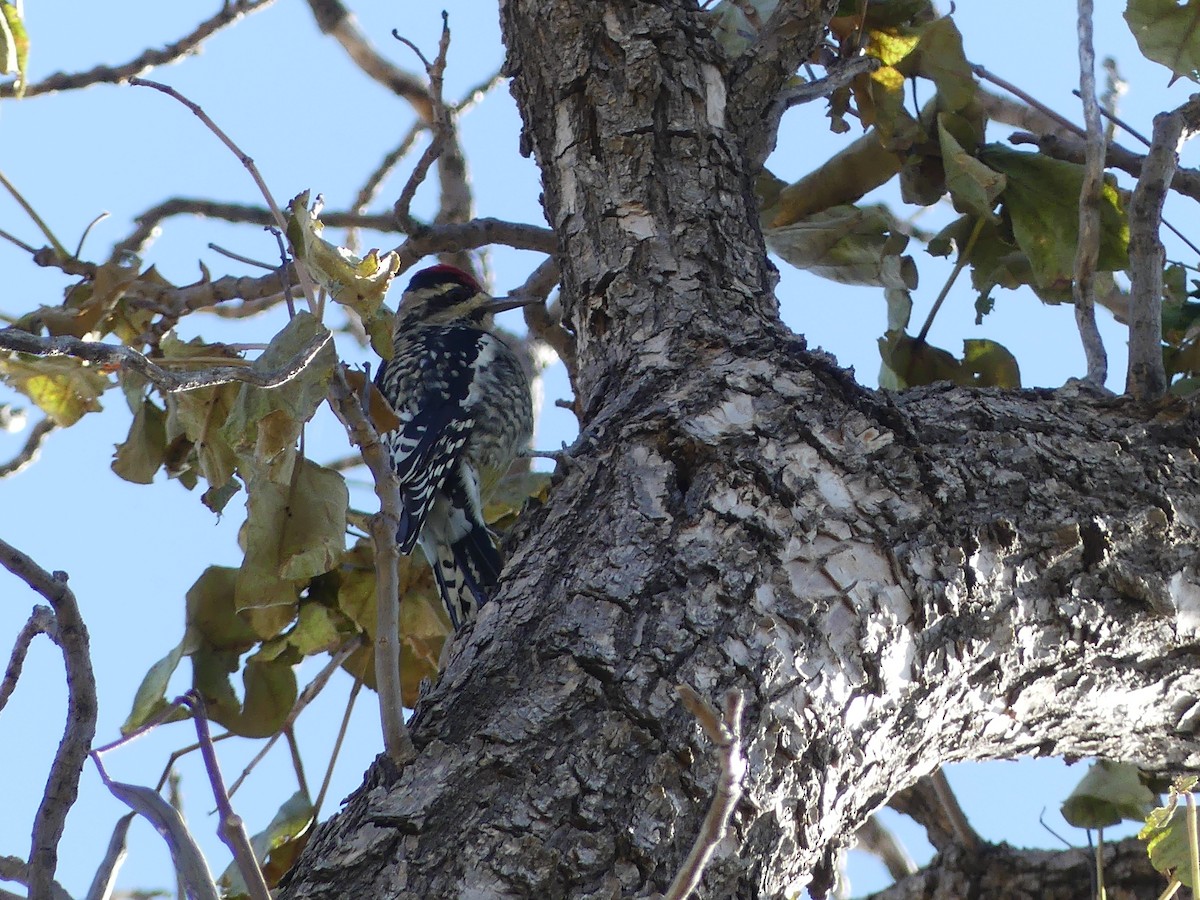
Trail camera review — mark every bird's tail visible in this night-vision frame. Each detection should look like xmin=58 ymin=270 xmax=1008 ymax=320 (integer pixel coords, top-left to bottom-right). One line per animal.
xmin=429 ymin=523 xmax=503 ymax=631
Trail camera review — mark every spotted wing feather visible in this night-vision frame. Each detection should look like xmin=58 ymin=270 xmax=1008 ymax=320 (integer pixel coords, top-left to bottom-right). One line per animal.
xmin=374 ymin=327 xmax=485 ymax=554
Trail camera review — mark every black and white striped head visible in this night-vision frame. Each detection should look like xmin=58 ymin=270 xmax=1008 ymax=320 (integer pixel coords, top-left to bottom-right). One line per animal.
xmin=395 ymin=265 xmax=509 ymax=330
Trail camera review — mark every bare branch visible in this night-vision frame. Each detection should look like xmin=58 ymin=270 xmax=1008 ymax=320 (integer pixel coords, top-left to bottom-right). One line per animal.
xmin=0 ymin=418 xmax=55 ymax=479
xmin=0 ymin=1 xmax=277 ymax=99
xmin=1127 ymin=98 xmax=1200 ymax=400
xmin=1072 ymin=0 xmax=1107 ymax=386
xmin=393 ymin=219 xmax=555 ymax=270
xmin=0 ymin=541 xmax=96 ymax=900
xmin=855 ymin=816 xmax=917 ymax=881
xmin=128 ymin=78 xmax=320 ymax=313
xmin=393 ymin=15 xmax=454 ymax=232
xmin=779 ymin=55 xmax=880 ymax=109
xmin=227 ymin=634 xmax=365 ymax=799
xmin=305 ymin=0 xmax=434 ymax=121
xmin=84 ymin=813 xmax=135 ymax=900
xmin=181 ymin=693 xmax=271 ymax=900
xmin=667 ymin=687 xmax=746 ymax=900
xmin=0 ymin=858 xmax=71 ymax=900
xmin=0 ymin=605 xmax=59 ymax=714
xmin=346 ymin=127 xmax=426 ymax=253
xmin=0 ymin=326 xmax=332 ymax=394
xmin=326 ymin=367 xmax=416 ymax=765
xmin=972 ymin=64 xmax=1086 ymax=140
xmin=116 ymin=198 xmax=408 ymax=256
xmin=513 ymin=257 xmax=576 ymax=372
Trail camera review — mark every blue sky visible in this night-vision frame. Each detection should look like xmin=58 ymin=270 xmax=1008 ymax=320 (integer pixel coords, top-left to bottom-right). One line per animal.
xmin=0 ymin=2 xmax=1196 ymax=896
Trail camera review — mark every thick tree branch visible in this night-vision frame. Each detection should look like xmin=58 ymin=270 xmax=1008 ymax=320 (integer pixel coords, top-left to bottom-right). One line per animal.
xmin=865 ymin=837 xmax=1164 ymax=899
xmin=0 ymin=0 xmax=277 ymax=99
xmin=392 ymin=219 xmax=555 ymax=269
xmin=0 ymin=327 xmax=332 ymax=393
xmin=1127 ymin=97 xmax=1200 ymax=400
xmin=0 ymin=542 xmax=96 ymax=900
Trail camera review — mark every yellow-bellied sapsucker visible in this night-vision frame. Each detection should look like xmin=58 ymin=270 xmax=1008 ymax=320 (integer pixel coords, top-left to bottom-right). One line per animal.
xmin=374 ymin=265 xmax=534 ymax=631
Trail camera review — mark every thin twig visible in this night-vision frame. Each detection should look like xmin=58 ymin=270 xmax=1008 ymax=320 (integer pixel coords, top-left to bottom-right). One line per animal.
xmin=667 ymin=686 xmax=746 ymax=900
xmin=0 ymin=169 xmax=69 ymax=260
xmin=0 ymin=605 xmax=59 ymax=714
xmin=0 ymin=226 xmax=37 ymax=255
xmin=0 ymin=418 xmax=56 ymax=479
xmin=346 ymin=126 xmax=426 ymax=253
xmin=0 ymin=541 xmax=96 ymax=900
xmin=307 ymin=0 xmax=433 ymax=121
xmin=971 ymin=64 xmax=1086 ymax=140
xmin=181 ymin=692 xmax=271 ymax=900
xmin=0 ymin=1 xmax=277 ymax=99
xmin=226 ymin=634 xmax=365 ymax=798
xmin=392 ymin=14 xmax=454 ymax=231
xmin=314 ymin=674 xmax=363 ymax=817
xmin=0 ymin=327 xmax=331 ymax=394
xmin=916 ymin=217 xmax=985 ymax=344
xmin=128 ymin=77 xmax=320 ymax=313
xmin=1127 ymin=99 xmax=1200 ymax=399
xmin=1072 ymin=0 xmax=1107 ymax=386
xmin=207 ymin=243 xmax=277 ymax=270
xmin=779 ymin=56 xmax=880 ymax=108
xmin=326 ymin=367 xmax=416 ymax=764
xmin=84 ymin=812 xmax=135 ymax=900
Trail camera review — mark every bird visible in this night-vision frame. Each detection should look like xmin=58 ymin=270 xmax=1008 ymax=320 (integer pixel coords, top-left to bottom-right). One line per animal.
xmin=373 ymin=264 xmax=534 ymax=631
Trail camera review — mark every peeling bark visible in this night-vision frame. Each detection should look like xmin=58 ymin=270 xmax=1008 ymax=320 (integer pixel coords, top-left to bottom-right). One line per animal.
xmin=280 ymin=2 xmax=1200 ymax=898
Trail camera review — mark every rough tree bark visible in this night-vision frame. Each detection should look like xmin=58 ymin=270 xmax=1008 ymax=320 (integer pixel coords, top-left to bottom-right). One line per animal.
xmin=281 ymin=2 xmax=1200 ymax=897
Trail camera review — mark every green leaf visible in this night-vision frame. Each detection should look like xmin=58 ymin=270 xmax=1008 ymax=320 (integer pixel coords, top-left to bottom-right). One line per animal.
xmin=222 ymin=312 xmax=335 ymax=469
xmin=1062 ymin=759 xmax=1157 ymax=828
xmin=980 ymin=145 xmax=1129 ymax=292
xmin=161 ymin=334 xmax=241 ymax=490
xmin=185 ymin=566 xmax=258 ymax=652
xmin=218 ymin=790 xmax=315 ymax=893
xmin=287 ymin=191 xmax=400 ymax=322
xmin=111 ymin=399 xmax=168 ymax=484
xmin=335 ymin=538 xmax=448 ymax=703
xmin=1125 ymin=0 xmax=1200 ymax=83
xmin=0 ymin=1 xmax=29 ymax=97
xmin=195 ymin=653 xmax=297 ymax=739
xmin=961 ymin=339 xmax=1021 ymax=388
xmin=765 ymin=204 xmax=918 ymax=290
xmin=122 ymin=640 xmax=190 ymax=734
xmin=1140 ymin=782 xmax=1199 ymax=886
xmin=878 ymin=331 xmax=962 ymax=389
xmin=287 ymin=603 xmax=342 ymax=656
xmin=0 ymin=355 xmax=108 ymax=426
xmin=236 ymin=460 xmax=349 ymax=624
xmin=938 ymin=117 xmax=1005 ymax=220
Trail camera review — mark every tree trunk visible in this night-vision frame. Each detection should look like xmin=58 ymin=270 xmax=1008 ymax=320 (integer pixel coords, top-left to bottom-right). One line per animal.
xmin=280 ymin=2 xmax=1200 ymax=896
